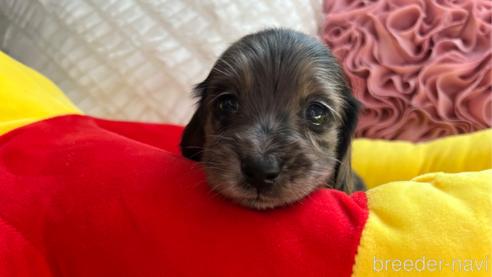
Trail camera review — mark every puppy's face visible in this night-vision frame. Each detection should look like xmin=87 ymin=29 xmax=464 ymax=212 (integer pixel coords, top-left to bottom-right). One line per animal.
xmin=181 ymin=29 xmax=359 ymax=210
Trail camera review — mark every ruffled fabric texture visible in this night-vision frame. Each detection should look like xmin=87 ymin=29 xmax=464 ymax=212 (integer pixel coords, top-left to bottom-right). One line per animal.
xmin=322 ymin=0 xmax=491 ymax=142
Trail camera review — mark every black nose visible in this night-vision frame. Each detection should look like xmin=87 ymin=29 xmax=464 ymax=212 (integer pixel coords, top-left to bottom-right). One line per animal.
xmin=241 ymin=156 xmax=281 ymax=190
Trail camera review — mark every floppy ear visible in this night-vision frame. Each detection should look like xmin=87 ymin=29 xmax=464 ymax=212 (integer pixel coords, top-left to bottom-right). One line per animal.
xmin=180 ymin=81 xmax=209 ymax=162
xmin=333 ymin=87 xmax=361 ymax=194
xmin=180 ymin=106 xmax=206 ymax=161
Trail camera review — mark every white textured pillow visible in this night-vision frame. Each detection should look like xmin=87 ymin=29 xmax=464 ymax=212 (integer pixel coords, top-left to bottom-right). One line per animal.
xmin=0 ymin=0 xmax=322 ymax=124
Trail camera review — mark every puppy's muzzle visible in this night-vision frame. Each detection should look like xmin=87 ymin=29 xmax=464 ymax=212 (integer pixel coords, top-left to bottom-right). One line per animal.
xmin=241 ymin=156 xmax=281 ymax=191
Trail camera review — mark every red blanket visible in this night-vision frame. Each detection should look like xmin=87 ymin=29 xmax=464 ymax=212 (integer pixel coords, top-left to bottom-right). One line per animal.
xmin=0 ymin=115 xmax=368 ymax=277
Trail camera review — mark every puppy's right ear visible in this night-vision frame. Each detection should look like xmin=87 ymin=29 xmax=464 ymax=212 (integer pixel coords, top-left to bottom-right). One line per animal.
xmin=180 ymin=81 xmax=208 ymax=161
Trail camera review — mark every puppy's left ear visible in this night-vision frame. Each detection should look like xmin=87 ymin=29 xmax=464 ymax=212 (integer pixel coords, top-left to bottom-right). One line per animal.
xmin=180 ymin=81 xmax=208 ymax=162
xmin=333 ymin=87 xmax=361 ymax=194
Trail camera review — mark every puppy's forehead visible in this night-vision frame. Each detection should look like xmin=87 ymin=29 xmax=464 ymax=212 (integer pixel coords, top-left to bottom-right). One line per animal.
xmin=210 ymin=30 xmax=342 ymax=109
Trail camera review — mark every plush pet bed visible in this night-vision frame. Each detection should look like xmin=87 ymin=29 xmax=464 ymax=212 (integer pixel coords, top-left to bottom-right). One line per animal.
xmin=0 ymin=51 xmax=490 ymax=276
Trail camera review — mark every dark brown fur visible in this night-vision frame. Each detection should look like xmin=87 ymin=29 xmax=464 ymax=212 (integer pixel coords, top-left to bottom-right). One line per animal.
xmin=181 ymin=28 xmax=365 ymax=210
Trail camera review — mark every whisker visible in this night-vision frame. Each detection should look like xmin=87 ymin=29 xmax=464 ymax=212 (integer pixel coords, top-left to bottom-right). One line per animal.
xmin=216 ymin=57 xmax=241 ymax=78
xmin=205 ymin=134 xmax=235 ymax=142
xmin=325 ymin=156 xmax=350 ymax=169
xmin=211 ymin=66 xmax=232 ymax=77
xmin=318 ymin=101 xmax=342 ymax=121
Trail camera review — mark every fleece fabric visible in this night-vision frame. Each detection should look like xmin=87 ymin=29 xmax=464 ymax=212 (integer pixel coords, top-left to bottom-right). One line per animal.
xmin=353 ymin=170 xmax=491 ymax=277
xmin=352 ymin=129 xmax=491 ymax=189
xmin=0 ymin=52 xmax=82 ymax=136
xmin=0 ymin=115 xmax=368 ymax=277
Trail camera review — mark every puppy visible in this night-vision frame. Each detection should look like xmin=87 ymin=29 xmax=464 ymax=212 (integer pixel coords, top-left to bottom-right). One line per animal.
xmin=180 ymin=28 xmax=365 ymax=210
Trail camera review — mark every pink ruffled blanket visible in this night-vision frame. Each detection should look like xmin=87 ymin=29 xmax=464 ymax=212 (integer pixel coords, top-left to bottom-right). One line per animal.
xmin=323 ymin=0 xmax=491 ymax=142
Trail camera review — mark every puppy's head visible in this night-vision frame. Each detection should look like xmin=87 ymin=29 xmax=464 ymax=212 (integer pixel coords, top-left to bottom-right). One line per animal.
xmin=181 ymin=28 xmax=360 ymax=210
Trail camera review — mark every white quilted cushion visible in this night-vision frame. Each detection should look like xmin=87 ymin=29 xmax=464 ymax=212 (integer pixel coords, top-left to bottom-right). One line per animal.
xmin=0 ymin=0 xmax=322 ymax=124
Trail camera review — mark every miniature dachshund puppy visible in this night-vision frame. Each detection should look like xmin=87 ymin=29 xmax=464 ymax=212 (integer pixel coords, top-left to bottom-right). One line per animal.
xmin=181 ymin=28 xmax=365 ymax=210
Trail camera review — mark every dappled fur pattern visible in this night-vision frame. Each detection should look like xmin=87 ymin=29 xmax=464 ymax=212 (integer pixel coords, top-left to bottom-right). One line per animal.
xmin=181 ymin=28 xmax=364 ymax=210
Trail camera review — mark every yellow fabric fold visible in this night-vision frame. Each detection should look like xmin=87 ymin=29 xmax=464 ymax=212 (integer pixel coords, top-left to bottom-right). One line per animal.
xmin=352 ymin=130 xmax=492 ymax=189
xmin=352 ymin=170 xmax=491 ymax=276
xmin=0 ymin=51 xmax=82 ymax=136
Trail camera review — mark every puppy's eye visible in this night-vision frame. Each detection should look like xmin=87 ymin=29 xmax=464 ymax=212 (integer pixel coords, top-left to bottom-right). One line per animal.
xmin=218 ymin=95 xmax=239 ymax=113
xmin=305 ymin=104 xmax=327 ymax=125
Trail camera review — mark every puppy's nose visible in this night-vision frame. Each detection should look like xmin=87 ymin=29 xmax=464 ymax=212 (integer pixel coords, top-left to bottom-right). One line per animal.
xmin=241 ymin=156 xmax=281 ymax=190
